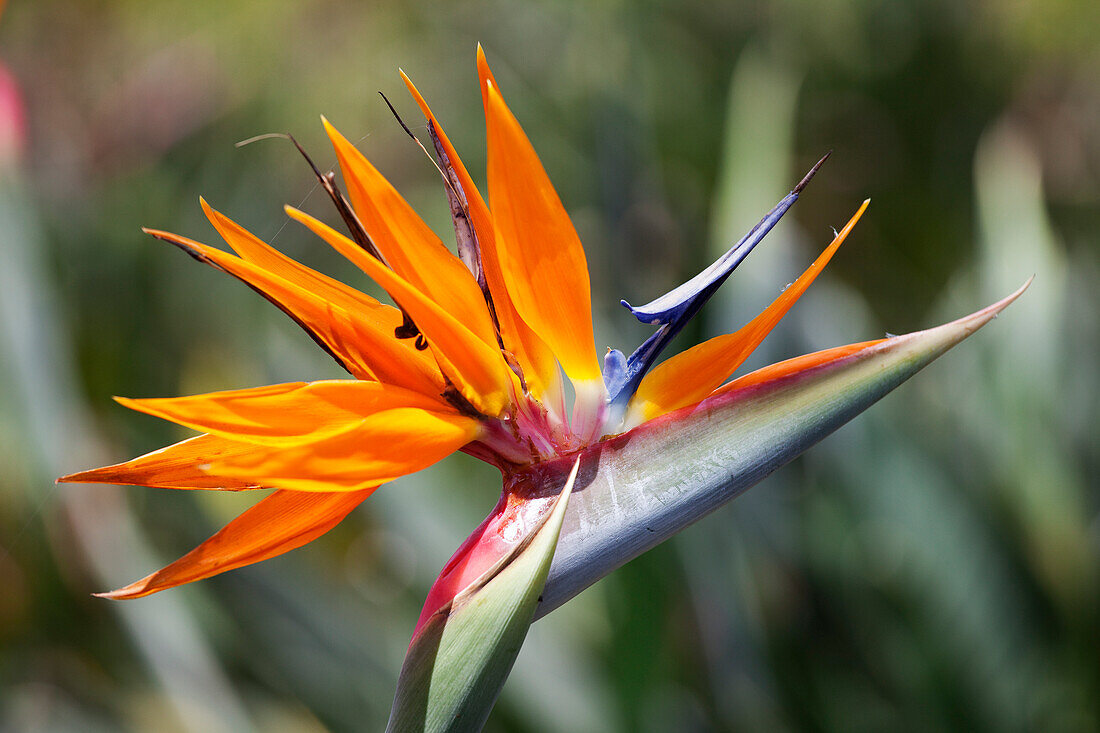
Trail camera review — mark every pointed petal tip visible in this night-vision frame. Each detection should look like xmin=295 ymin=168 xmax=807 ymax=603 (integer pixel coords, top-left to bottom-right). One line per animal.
xmin=284 ymin=205 xmax=318 ymax=229
xmin=399 ymin=69 xmax=419 ymax=95
xmin=477 ymin=45 xmax=496 ymax=88
xmin=400 ymin=70 xmax=431 ymax=117
xmin=142 ymin=228 xmax=190 ymax=247
xmin=93 ymin=578 xmax=151 ymax=600
xmin=791 ymin=151 xmax=833 ymax=195
xmin=963 ymin=276 xmax=1032 ymax=328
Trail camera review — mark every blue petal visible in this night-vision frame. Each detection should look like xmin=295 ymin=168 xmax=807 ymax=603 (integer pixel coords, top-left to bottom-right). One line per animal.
xmin=620 ymin=190 xmax=796 ymax=325
xmin=607 ymin=154 xmax=829 ymax=411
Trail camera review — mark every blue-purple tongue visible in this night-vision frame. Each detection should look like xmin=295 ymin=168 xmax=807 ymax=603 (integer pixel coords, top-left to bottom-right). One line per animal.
xmin=604 ymin=152 xmax=830 ymax=411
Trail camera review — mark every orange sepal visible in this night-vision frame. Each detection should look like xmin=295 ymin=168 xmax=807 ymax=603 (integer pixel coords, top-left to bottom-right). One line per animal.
xmin=400 ymin=70 xmax=563 ymax=404
xmin=200 ymin=197 xmax=381 ymax=313
xmin=116 ymin=380 xmax=460 ymax=448
xmin=479 ymin=49 xmax=602 ymax=387
xmin=286 ymin=207 xmax=514 ymax=416
xmin=144 ymin=227 xmax=444 ymax=395
xmin=321 ymin=117 xmax=499 ymax=350
xmin=629 ymin=200 xmax=870 ymax=422
xmin=712 ymin=339 xmax=886 ymax=397
xmin=205 ymin=406 xmax=483 ymax=491
xmin=58 ymin=434 xmax=263 ymax=490
xmin=97 ymin=488 xmax=373 ymax=599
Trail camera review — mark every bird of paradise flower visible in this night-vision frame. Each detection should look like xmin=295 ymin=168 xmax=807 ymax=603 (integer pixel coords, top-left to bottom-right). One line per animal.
xmin=61 ymin=46 xmax=1028 ymax=729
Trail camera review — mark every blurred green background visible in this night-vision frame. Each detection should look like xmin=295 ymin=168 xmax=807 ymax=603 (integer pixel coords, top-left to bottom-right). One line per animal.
xmin=1 ymin=0 xmax=1098 ymax=730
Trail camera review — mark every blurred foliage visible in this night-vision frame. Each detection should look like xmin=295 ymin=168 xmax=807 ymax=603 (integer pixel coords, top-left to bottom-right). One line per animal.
xmin=1 ymin=0 xmax=1098 ymax=731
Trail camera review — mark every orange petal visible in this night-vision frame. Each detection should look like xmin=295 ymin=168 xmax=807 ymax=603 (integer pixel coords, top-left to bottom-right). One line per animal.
xmin=400 ymin=70 xmax=563 ymax=404
xmin=206 ymin=407 xmax=482 ymax=491
xmin=479 ymin=48 xmax=602 ymax=387
xmin=712 ymin=339 xmax=886 ymax=397
xmin=200 ymin=197 xmax=381 ymax=313
xmin=287 ymin=207 xmax=514 ymax=416
xmin=145 ymin=228 xmax=445 ymax=395
xmin=58 ymin=434 xmax=263 ymax=490
xmin=116 ymin=380 xmax=458 ymax=448
xmin=629 ymin=200 xmax=870 ymax=422
xmin=98 ymin=488 xmax=373 ymax=599
xmin=321 ymin=117 xmax=500 ymax=351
